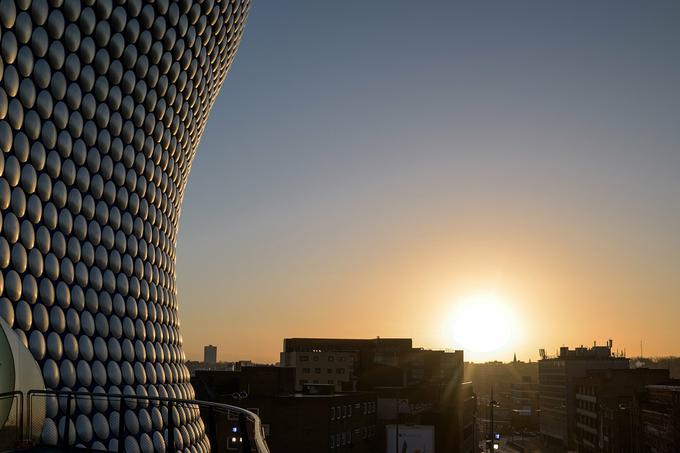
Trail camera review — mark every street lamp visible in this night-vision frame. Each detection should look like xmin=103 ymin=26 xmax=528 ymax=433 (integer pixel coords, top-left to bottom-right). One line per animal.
xmin=488 ymin=386 xmax=500 ymax=452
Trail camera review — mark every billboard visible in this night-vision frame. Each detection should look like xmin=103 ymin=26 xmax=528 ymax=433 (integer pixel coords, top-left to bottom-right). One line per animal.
xmin=386 ymin=425 xmax=435 ymax=453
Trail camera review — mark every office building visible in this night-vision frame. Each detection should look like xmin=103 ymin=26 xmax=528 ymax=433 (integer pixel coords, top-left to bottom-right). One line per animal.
xmin=280 ymin=350 xmax=356 ymax=391
xmin=282 ymin=338 xmax=475 ymax=453
xmin=283 ymin=337 xmax=465 ymax=388
xmin=204 ymin=345 xmax=218 ymax=366
xmin=192 ymin=367 xmax=378 ymax=452
xmin=636 ymin=385 xmax=680 ymax=452
xmin=573 ymin=368 xmax=672 ymax=452
xmin=538 ymin=342 xmax=629 ymax=448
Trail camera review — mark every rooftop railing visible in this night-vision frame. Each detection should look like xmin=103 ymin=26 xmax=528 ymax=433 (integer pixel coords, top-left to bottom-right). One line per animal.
xmin=0 ymin=389 xmax=270 ymax=453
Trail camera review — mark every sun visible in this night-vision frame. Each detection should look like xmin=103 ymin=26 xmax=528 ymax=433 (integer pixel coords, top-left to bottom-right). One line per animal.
xmin=442 ymin=291 xmax=519 ymax=359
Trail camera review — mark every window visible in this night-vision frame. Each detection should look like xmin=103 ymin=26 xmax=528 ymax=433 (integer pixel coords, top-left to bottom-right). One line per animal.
xmin=313 ymin=380 xmax=319 ymax=384
xmin=328 ymin=379 xmax=334 ymax=384
xmin=328 ymin=356 xmax=335 ymax=362
xmin=300 ymin=379 xmax=307 ymax=385
xmin=337 ymin=368 xmax=345 ymax=374
xmin=342 ymin=406 xmax=347 ymax=418
xmin=315 ymin=368 xmax=321 ymax=374
xmin=302 ymin=368 xmax=310 ymax=374
xmin=313 ymin=356 xmax=319 ymax=362
xmin=330 ymin=436 xmax=335 ymax=448
xmin=300 ymin=355 xmax=309 ymax=362
xmin=327 ymin=368 xmax=333 ymax=374
xmin=331 ymin=407 xmax=335 ymax=420
xmin=348 ymin=405 xmax=352 ymax=417
xmin=227 ymin=434 xmax=242 ymax=450
xmin=339 ymin=356 xmax=346 ymax=362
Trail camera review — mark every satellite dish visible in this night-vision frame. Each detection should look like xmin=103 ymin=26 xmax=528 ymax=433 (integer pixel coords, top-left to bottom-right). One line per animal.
xmin=0 ymin=318 xmax=46 ymax=443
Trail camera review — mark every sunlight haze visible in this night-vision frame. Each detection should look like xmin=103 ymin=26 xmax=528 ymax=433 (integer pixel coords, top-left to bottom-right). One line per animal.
xmin=175 ymin=1 xmax=680 ymax=363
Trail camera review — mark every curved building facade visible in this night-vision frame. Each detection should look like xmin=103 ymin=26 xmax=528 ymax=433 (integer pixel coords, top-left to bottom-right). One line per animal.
xmin=0 ymin=0 xmax=251 ymax=450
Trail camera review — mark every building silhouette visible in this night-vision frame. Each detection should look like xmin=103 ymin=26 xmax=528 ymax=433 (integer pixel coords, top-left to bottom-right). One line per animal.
xmin=573 ymin=368 xmax=673 ymax=452
xmin=282 ymin=337 xmax=475 ymax=453
xmin=538 ymin=342 xmax=629 ymax=448
xmin=637 ymin=384 xmax=680 ymax=452
xmin=192 ymin=366 xmax=378 ymax=452
xmin=204 ymin=345 xmax=217 ymax=366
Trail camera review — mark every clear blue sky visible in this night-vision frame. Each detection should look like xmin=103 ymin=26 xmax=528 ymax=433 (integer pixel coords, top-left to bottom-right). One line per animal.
xmin=176 ymin=1 xmax=680 ymax=362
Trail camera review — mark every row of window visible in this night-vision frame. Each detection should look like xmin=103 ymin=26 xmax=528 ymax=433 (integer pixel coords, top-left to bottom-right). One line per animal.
xmin=331 ymin=404 xmax=352 ymax=420
xmin=577 ymin=400 xmax=597 ymax=413
xmin=301 ymin=367 xmax=347 ymax=375
xmin=576 ymin=385 xmax=597 ymax=396
xmin=579 ymin=431 xmax=597 ymax=446
xmin=577 ymin=413 xmax=597 ymax=428
xmin=330 ymin=402 xmax=376 ymax=420
xmin=329 ymin=426 xmax=376 ymax=448
xmin=299 ymin=379 xmax=336 ymax=386
xmin=299 ymin=355 xmax=350 ymax=362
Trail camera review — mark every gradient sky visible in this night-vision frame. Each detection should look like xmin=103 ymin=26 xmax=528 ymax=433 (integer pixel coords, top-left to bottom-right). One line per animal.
xmin=176 ymin=1 xmax=680 ymax=363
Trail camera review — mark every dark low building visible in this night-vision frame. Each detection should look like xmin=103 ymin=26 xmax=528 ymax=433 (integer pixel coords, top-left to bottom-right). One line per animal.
xmin=573 ymin=368 xmax=673 ymax=452
xmin=192 ymin=367 xmax=378 ymax=452
xmin=282 ymin=338 xmax=475 ymax=453
xmin=636 ymin=385 xmax=680 ymax=453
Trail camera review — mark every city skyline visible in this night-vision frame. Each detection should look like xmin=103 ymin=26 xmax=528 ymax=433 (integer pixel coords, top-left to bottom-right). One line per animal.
xmin=176 ymin=1 xmax=680 ymax=363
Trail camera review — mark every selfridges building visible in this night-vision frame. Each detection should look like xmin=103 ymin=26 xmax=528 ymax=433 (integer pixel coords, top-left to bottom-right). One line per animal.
xmin=0 ymin=0 xmax=250 ymax=450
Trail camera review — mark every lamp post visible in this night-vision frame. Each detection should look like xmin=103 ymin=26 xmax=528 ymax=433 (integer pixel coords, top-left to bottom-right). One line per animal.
xmin=489 ymin=386 xmax=499 ymax=452
xmin=395 ymin=394 xmax=399 ymax=453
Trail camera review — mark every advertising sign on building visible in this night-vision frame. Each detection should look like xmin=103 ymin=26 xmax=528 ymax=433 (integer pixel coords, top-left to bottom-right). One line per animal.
xmin=386 ymin=425 xmax=435 ymax=453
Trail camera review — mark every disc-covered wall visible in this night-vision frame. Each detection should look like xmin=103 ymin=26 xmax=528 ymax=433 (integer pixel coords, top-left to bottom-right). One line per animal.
xmin=0 ymin=0 xmax=250 ymax=450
